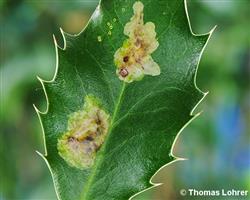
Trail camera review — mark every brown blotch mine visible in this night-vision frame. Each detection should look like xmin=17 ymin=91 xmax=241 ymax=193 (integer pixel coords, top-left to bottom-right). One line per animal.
xmin=57 ymin=95 xmax=110 ymax=169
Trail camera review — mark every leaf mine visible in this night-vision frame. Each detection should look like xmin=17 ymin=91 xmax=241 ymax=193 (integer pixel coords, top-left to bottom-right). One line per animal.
xmin=114 ymin=1 xmax=160 ymax=83
xmin=57 ymin=95 xmax=110 ymax=169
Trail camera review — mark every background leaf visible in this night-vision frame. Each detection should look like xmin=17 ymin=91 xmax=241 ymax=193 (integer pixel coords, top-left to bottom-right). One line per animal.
xmin=36 ymin=0 xmax=213 ymax=199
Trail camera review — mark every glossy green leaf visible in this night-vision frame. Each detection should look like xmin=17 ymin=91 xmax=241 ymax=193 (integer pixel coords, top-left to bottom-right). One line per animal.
xmin=35 ymin=0 xmax=214 ymax=199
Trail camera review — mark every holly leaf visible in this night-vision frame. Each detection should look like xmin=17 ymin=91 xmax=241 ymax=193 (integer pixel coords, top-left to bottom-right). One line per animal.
xmin=35 ymin=0 xmax=214 ymax=199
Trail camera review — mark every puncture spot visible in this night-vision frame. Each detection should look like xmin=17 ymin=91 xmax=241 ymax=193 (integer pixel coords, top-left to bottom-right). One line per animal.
xmin=97 ymin=35 xmax=102 ymax=42
xmin=57 ymin=95 xmax=110 ymax=169
xmin=114 ymin=1 xmax=160 ymax=83
xmin=107 ymin=21 xmax=113 ymax=36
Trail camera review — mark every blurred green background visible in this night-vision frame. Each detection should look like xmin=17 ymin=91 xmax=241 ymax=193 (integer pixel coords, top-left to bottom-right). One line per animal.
xmin=0 ymin=0 xmax=249 ymax=199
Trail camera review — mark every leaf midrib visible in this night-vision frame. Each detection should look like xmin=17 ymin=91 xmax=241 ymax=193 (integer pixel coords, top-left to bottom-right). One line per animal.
xmin=81 ymin=82 xmax=126 ymax=200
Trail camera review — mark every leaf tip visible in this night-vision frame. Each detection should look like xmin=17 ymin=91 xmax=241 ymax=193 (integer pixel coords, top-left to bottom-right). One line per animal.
xmin=36 ymin=150 xmax=45 ymax=157
xmin=52 ymin=30 xmax=66 ymax=51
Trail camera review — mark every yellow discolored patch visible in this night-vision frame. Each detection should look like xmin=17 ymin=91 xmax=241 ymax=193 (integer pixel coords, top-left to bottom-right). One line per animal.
xmin=57 ymin=95 xmax=110 ymax=169
xmin=114 ymin=1 xmax=160 ymax=83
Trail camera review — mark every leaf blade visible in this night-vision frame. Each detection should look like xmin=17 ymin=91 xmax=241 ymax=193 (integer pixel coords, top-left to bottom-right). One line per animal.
xmin=36 ymin=0 xmax=214 ymax=199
